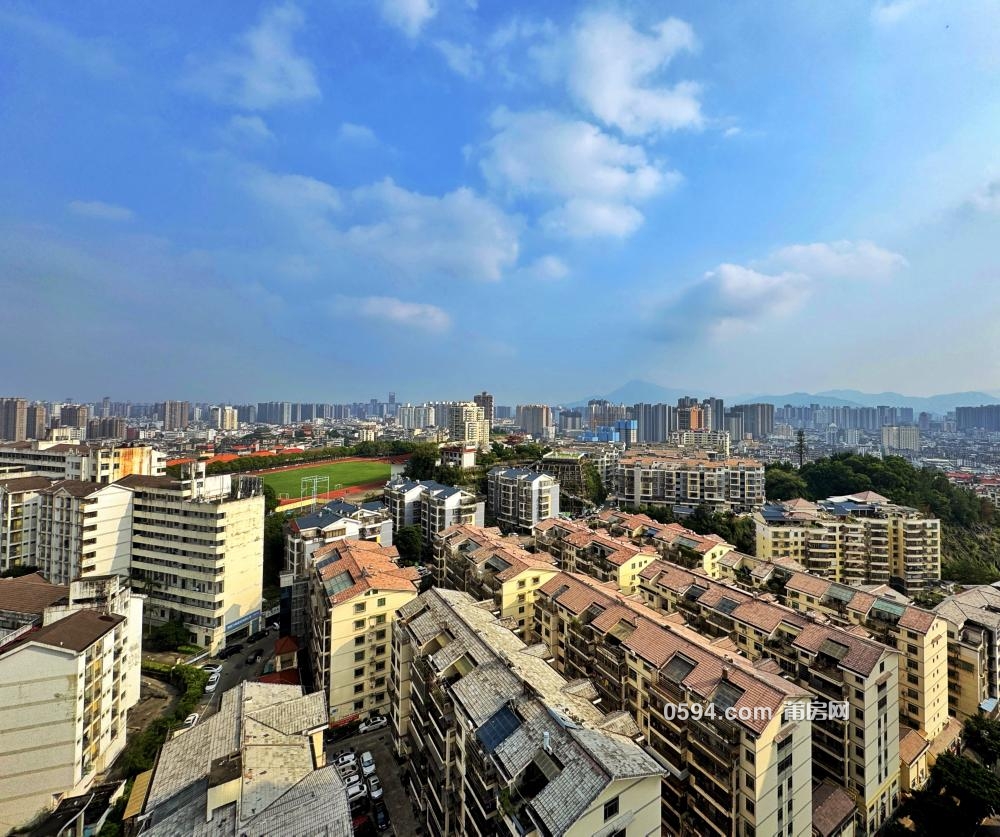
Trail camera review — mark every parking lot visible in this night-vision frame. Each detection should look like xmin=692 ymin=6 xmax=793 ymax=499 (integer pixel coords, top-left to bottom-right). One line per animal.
xmin=326 ymin=725 xmax=419 ymax=836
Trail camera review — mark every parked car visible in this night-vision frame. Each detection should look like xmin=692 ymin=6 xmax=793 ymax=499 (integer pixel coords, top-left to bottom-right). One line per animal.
xmin=218 ymin=644 xmax=243 ymax=660
xmin=335 ymin=753 xmax=358 ymax=770
xmin=183 ymin=713 xmax=200 ymax=728
xmin=358 ymin=715 xmax=388 ymax=734
xmin=247 ymin=630 xmax=267 ymax=643
xmin=345 ymin=779 xmax=367 ymax=803
xmin=205 ymin=673 xmax=220 ymax=693
xmin=339 ymin=770 xmax=361 ymax=786
xmin=269 ymin=621 xmax=280 ymax=631
xmin=246 ymin=650 xmax=263 ymax=665
xmin=372 ymin=800 xmax=390 ymax=832
xmin=331 ymin=747 xmax=356 ymax=762
xmin=366 ymin=774 xmax=383 ymax=800
xmin=360 ymin=751 xmax=376 ymax=777
xmin=200 ymin=663 xmax=222 ymax=675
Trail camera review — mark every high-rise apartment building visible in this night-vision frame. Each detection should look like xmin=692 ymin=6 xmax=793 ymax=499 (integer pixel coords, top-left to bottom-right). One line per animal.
xmin=515 ymin=404 xmax=552 ymax=438
xmin=120 ymin=467 xmax=265 ymax=651
xmin=881 ymin=425 xmax=920 ymax=452
xmin=632 ymin=402 xmax=673 ymax=443
xmin=384 ymin=478 xmax=484 ymax=543
xmin=86 ymin=417 xmax=126 ymax=440
xmin=676 ymin=403 xmax=704 ymax=431
xmin=444 ymin=401 xmax=491 ymax=447
xmin=486 ymin=467 xmax=560 ymax=532
xmin=730 ymin=403 xmax=775 ymax=439
xmin=391 ymin=588 xmax=666 ymax=837
xmin=307 ymin=540 xmax=418 ymax=724
xmin=0 ymin=440 xmax=165 ymax=483
xmin=161 ymin=400 xmax=188 ymax=431
xmin=209 ymin=404 xmax=238 ymax=430
xmin=25 ymin=404 xmax=47 ymax=440
xmin=0 ymin=398 xmax=28 ymax=442
xmin=703 ymin=397 xmax=725 ymax=432
xmin=473 ymin=390 xmax=494 ymax=426
xmin=0 ymin=476 xmax=50 ymax=574
xmin=58 ymin=404 xmax=89 ymax=430
xmin=755 ymin=493 xmax=941 ymax=595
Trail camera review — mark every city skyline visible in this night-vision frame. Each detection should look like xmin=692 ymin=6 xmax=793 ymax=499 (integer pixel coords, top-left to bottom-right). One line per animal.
xmin=3 ymin=2 xmax=1000 ymax=401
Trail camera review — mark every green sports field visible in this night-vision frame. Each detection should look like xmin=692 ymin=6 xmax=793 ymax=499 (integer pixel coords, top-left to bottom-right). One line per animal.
xmin=260 ymin=460 xmax=391 ymax=499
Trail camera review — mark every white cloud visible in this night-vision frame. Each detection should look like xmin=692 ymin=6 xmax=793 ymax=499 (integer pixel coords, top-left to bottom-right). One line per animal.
xmin=348 ymin=295 xmax=451 ymax=333
xmin=521 ymin=254 xmax=569 ymax=281
xmin=338 ymin=122 xmax=378 ymax=145
xmin=0 ymin=9 xmax=122 ymax=77
xmin=68 ymin=200 xmax=135 ymax=222
xmin=541 ymin=12 xmax=702 ymax=137
xmin=184 ymin=3 xmax=319 ymax=110
xmin=872 ymin=0 xmax=925 ymax=25
xmin=968 ymin=180 xmax=1000 ymax=212
xmin=226 ymin=114 xmax=274 ymax=143
xmin=380 ymin=0 xmax=437 ymax=38
xmin=768 ymin=240 xmax=908 ymax=280
xmin=434 ymin=40 xmax=483 ymax=78
xmin=655 ymin=239 xmax=907 ymax=341
xmin=480 ymin=109 xmax=679 ymax=238
xmin=245 ymin=169 xmax=519 ymax=282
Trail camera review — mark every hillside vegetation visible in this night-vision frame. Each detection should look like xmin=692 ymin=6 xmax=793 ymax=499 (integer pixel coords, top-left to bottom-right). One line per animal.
xmin=766 ymin=454 xmax=1000 ymax=583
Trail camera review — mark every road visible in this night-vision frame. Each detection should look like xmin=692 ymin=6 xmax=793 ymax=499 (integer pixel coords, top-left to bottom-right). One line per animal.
xmin=197 ymin=632 xmax=276 ymax=717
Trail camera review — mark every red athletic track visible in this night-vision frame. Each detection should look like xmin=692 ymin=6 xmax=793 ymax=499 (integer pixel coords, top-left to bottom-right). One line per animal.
xmin=248 ymin=454 xmax=409 ymax=477
xmin=276 ymin=479 xmax=387 ymax=507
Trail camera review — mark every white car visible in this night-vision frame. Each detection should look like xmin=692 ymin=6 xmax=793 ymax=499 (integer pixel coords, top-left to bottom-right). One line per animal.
xmin=335 ymin=753 xmax=358 ymax=770
xmin=183 ymin=713 xmax=200 ymax=728
xmin=345 ymin=780 xmax=367 ymax=803
xmin=358 ymin=715 xmax=388 ymax=733
xmin=200 ymin=663 xmax=222 ymax=675
xmin=360 ymin=751 xmax=376 ymax=777
xmin=367 ymin=774 xmax=384 ymax=800
xmin=339 ymin=770 xmax=361 ymax=787
xmin=205 ymin=673 xmax=220 ymax=693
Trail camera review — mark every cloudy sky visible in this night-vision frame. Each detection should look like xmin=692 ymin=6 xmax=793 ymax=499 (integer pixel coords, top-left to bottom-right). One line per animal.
xmin=2 ymin=0 xmax=999 ymax=405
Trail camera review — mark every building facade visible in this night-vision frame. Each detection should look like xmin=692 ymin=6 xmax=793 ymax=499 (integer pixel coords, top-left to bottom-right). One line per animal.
xmin=486 ymin=466 xmax=560 ymax=532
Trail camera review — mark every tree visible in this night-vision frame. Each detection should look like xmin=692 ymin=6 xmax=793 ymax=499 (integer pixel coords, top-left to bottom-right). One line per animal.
xmin=396 ymin=525 xmax=423 ymax=565
xmin=765 ymin=466 xmax=808 ymax=501
xmin=583 ymin=463 xmax=607 ymax=505
xmin=263 ymin=514 xmax=285 ymax=590
xmin=263 ymin=483 xmax=278 ymax=514
xmin=923 ymin=752 xmax=1000 ymax=832
xmin=965 ymin=715 xmax=1000 ymax=767
xmin=403 ymin=444 xmax=439 ymax=480
xmin=147 ymin=618 xmax=192 ymax=651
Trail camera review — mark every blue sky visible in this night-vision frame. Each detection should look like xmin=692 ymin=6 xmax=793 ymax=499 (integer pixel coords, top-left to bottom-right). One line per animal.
xmin=2 ymin=0 xmax=999 ymax=406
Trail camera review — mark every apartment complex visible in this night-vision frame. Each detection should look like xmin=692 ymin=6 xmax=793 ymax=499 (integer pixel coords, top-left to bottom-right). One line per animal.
xmin=473 ymin=391 xmax=495 ymax=426
xmin=934 ymin=585 xmax=1000 ymax=720
xmin=161 ymin=399 xmax=189 ymax=431
xmin=123 ymin=682 xmax=348 ymax=837
xmin=209 ymin=404 xmax=238 ymax=430
xmin=0 ymin=440 xmax=165 ymax=483
xmin=0 ymin=475 xmax=50 ymax=574
xmin=533 ymin=572 xmax=817 ymax=837
xmin=716 ymin=554 xmax=949 ymax=741
xmin=754 ymin=493 xmax=941 ymax=595
xmin=613 ymin=451 xmax=766 ymax=514
xmin=391 ymin=587 xmax=666 ymax=837
xmin=0 ymin=574 xmax=141 ymax=833
xmin=638 ymin=560 xmax=901 ymax=834
xmin=486 ymin=466 xmax=560 ymax=532
xmin=307 ymin=540 xmax=419 ymax=724
xmin=881 ymin=426 xmax=920 ymax=453
xmin=384 ymin=478 xmax=485 ymax=543
xmin=34 ymin=480 xmax=133 ymax=585
xmin=444 ymin=401 xmax=491 ymax=448
xmin=435 ymin=524 xmax=558 ymax=632
xmin=730 ymin=403 xmax=775 ymax=439
xmin=532 ymin=517 xmax=658 ymax=594
xmin=516 ymin=404 xmax=553 ymax=438
xmin=0 ymin=397 xmax=28 ymax=442
xmin=120 ymin=468 xmax=265 ymax=651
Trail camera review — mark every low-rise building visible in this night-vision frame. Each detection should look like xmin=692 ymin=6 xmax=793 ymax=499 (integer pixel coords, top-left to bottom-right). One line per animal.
xmin=307 ymin=540 xmax=419 ymax=725
xmin=391 ymin=587 xmax=666 ymax=837
xmin=435 ymin=524 xmax=558 ymax=633
xmin=122 ymin=682 xmax=348 ymax=837
xmin=0 ymin=440 xmax=165 ymax=483
xmin=486 ymin=466 xmax=560 ymax=532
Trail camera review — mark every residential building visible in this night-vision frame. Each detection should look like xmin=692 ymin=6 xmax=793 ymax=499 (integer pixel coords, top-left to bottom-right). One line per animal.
xmin=209 ymin=404 xmax=238 ymax=430
xmin=440 ymin=443 xmax=477 ymax=470
xmin=35 ymin=480 xmax=133 ymax=585
xmin=0 ymin=440 xmax=165 ymax=483
xmin=532 ymin=519 xmax=658 ymax=594
xmin=25 ymin=403 xmax=47 ymax=440
xmin=444 ymin=401 xmax=491 ymax=448
xmin=933 ymin=585 xmax=1000 ymax=720
xmin=284 ymin=499 xmax=393 ymax=579
xmin=161 ymin=399 xmax=189 ymax=431
xmin=668 ymin=429 xmax=731 ymax=456
xmin=613 ymin=451 xmax=766 ymax=514
xmin=881 ymin=425 xmax=920 ymax=453
xmin=717 ymin=555 xmax=949 ymax=741
xmin=638 ymin=560 xmax=901 ymax=834
xmin=384 ymin=478 xmax=484 ymax=543
xmin=307 ymin=540 xmax=418 ymax=724
xmin=122 ymin=682 xmax=348 ymax=837
xmin=57 ymin=404 xmax=89 ymax=430
xmin=633 ymin=402 xmax=673 ymax=443
xmin=487 ymin=466 xmax=560 ymax=532
xmin=516 ymin=404 xmax=553 ymax=439
xmin=533 ymin=571 xmax=816 ymax=837
xmin=0 ymin=475 xmax=50 ymax=574
xmin=676 ymin=403 xmax=704 ymax=431
xmin=435 ymin=524 xmax=558 ymax=632
xmin=398 ymin=403 xmax=437 ymax=430
xmin=86 ymin=417 xmax=126 ymax=440
xmin=473 ymin=391 xmax=495 ymax=426
xmin=730 ymin=403 xmax=775 ymax=439
xmin=754 ymin=493 xmax=941 ymax=595
xmin=0 ymin=397 xmax=28 ymax=442
xmin=120 ymin=466 xmax=265 ymax=651
xmin=0 ymin=573 xmax=141 ymax=834
xmin=391 ymin=587 xmax=665 ymax=837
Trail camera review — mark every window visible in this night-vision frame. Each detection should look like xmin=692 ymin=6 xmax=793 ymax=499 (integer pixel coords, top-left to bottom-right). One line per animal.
xmin=354 ymin=700 xmax=365 ymax=711
xmin=745 ymin=771 xmax=755 ymax=790
xmin=518 ymin=579 xmax=526 ymax=588
xmin=746 ymin=799 xmax=755 ymax=814
xmin=354 ymin=684 xmax=364 ymax=694
xmin=377 ymin=597 xmax=386 ymax=607
xmin=354 ymin=667 xmax=365 ymax=678
xmin=354 ymin=651 xmax=365 ymax=662
xmin=745 ymin=748 xmax=755 ymax=765
xmin=354 ymin=603 xmax=366 ymax=614
xmin=355 ymin=636 xmax=365 ymax=647
xmin=603 ymin=797 xmax=619 ymax=822
xmin=354 ymin=619 xmax=365 ymax=630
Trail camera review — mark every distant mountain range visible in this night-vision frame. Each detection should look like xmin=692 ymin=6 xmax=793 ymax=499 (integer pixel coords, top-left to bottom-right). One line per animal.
xmin=563 ymin=379 xmax=1000 ymax=415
